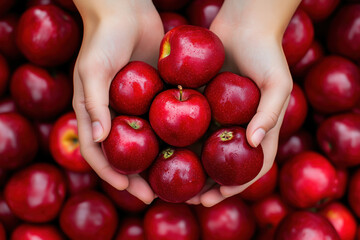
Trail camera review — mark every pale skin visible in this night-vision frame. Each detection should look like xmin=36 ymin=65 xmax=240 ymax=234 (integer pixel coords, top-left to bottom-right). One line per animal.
xmin=72 ymin=0 xmax=300 ymax=206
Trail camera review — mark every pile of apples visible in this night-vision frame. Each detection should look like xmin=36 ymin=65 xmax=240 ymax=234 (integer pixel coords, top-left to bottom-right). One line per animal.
xmin=0 ymin=0 xmax=360 ymax=239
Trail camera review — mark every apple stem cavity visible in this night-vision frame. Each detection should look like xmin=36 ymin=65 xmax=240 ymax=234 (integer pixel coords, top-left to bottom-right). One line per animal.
xmin=178 ymin=85 xmax=183 ymax=101
xmin=162 ymin=148 xmax=174 ymax=159
xmin=220 ymin=131 xmax=233 ymax=141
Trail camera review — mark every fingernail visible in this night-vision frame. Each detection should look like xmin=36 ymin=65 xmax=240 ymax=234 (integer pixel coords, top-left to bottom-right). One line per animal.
xmin=251 ymin=128 xmax=265 ymax=147
xmin=92 ymin=121 xmax=103 ymax=142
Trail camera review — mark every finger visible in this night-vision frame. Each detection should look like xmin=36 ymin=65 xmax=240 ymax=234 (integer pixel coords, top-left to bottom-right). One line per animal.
xmin=73 ymin=71 xmax=129 ymax=190
xmin=200 ymin=187 xmax=225 ymax=207
xmin=127 ymin=174 xmax=156 ymax=205
xmin=186 ymin=178 xmax=216 ymax=205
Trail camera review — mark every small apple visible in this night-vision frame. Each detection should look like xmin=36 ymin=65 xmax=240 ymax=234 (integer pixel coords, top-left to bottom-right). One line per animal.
xmin=0 ymin=54 xmax=9 ymax=97
xmin=64 ymin=170 xmax=99 ymax=196
xmin=11 ymin=224 xmax=65 ymax=240
xmin=115 ymin=217 xmax=145 ymax=240
xmin=300 ymin=0 xmax=340 ymax=22
xmin=160 ymin=12 xmax=189 ymax=33
xmin=186 ymin=0 xmax=224 ymax=29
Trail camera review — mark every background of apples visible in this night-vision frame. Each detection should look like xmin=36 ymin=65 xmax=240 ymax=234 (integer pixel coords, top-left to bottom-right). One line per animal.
xmin=0 ymin=0 xmax=359 ymax=239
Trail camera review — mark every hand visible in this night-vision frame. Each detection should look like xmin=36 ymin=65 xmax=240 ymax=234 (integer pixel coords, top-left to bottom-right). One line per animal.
xmin=72 ymin=0 xmax=164 ymax=204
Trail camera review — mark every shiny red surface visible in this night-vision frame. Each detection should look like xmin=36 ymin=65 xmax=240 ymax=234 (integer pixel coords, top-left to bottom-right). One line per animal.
xmin=11 ymin=224 xmax=65 ymax=240
xmin=0 ymin=98 xmax=17 ymax=114
xmin=186 ymin=0 xmax=224 ymax=29
xmin=0 ymin=194 xmax=20 ymax=232
xmin=115 ymin=217 xmax=145 ymax=240
xmin=300 ymin=0 xmax=340 ymax=21
xmin=160 ymin=12 xmax=189 ymax=33
xmin=65 ymin=170 xmax=99 ymax=195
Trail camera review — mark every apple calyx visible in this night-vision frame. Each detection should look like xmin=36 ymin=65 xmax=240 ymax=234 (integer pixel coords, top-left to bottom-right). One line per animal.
xmin=220 ymin=131 xmax=233 ymax=141
xmin=162 ymin=148 xmax=174 ymax=159
xmin=178 ymin=85 xmax=183 ymax=101
xmin=62 ymin=129 xmax=79 ymax=153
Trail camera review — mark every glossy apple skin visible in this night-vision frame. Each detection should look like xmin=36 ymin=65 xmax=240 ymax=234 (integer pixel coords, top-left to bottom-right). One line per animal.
xmin=160 ymin=12 xmax=189 ymax=33
xmin=300 ymin=0 xmax=340 ymax=21
xmin=102 ymin=115 xmax=159 ymax=174
xmin=328 ymin=5 xmax=360 ymax=60
xmin=115 ymin=217 xmax=145 ymax=240
xmin=101 ymin=181 xmax=147 ymax=213
xmin=333 ymin=168 xmax=348 ymax=200
xmin=10 ymin=64 xmax=72 ymax=120
xmin=16 ymin=5 xmax=80 ymax=66
xmin=275 ymin=211 xmax=340 ymax=240
xmin=348 ymin=169 xmax=360 ymax=218
xmin=0 ymin=14 xmax=21 ymax=59
xmin=282 ymin=9 xmax=314 ymax=67
xmin=304 ymin=56 xmax=360 ymax=114
xmin=144 ymin=200 xmax=199 ymax=240
xmin=319 ymin=202 xmax=357 ymax=240
xmin=0 ymin=97 xmax=17 ymax=114
xmin=291 ymin=40 xmax=324 ymax=79
xmin=60 ymin=191 xmax=118 ymax=240
xmin=109 ymin=61 xmax=163 ymax=116
xmin=317 ymin=113 xmax=360 ymax=167
xmin=149 ymin=148 xmax=206 ymax=203
xmin=279 ymin=84 xmax=308 ymax=138
xmin=276 ymin=130 xmax=314 ymax=165
xmin=186 ymin=0 xmax=224 ymax=29
xmin=196 ymin=196 xmax=255 ymax=240
xmin=50 ymin=112 xmax=91 ymax=172
xmin=0 ymin=194 xmax=20 ymax=232
xmin=4 ymin=163 xmax=66 ymax=223
xmin=65 ymin=170 xmax=99 ymax=195
xmin=279 ymin=151 xmax=337 ymax=209
xmin=0 ymin=113 xmax=38 ymax=169
xmin=152 ymin=0 xmax=191 ymax=11
xmin=0 ymin=54 xmax=9 ymax=97
xmin=204 ymin=72 xmax=260 ymax=126
xmin=12 ymin=224 xmax=65 ymax=240
xmin=158 ymin=25 xmax=225 ymax=88
xmin=202 ymin=126 xmax=264 ymax=186
xmin=149 ymin=87 xmax=211 ymax=147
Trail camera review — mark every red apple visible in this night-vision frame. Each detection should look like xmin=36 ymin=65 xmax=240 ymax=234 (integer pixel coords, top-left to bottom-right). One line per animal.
xmin=33 ymin=121 xmax=54 ymax=153
xmin=144 ymin=200 xmax=199 ymax=240
xmin=196 ymin=196 xmax=256 ymax=240
xmin=0 ymin=112 xmax=38 ymax=169
xmin=101 ymin=181 xmax=147 ymax=213
xmin=60 ymin=191 xmax=118 ymax=240
xmin=186 ymin=0 xmax=224 ymax=29
xmin=160 ymin=12 xmax=189 ymax=33
xmin=115 ymin=217 xmax=145 ymax=240
xmin=319 ymin=202 xmax=357 ymax=240
xmin=11 ymin=224 xmax=65 ymax=240
xmin=10 ymin=64 xmax=72 ymax=120
xmin=300 ymin=0 xmax=340 ymax=22
xmin=204 ymin=71 xmax=260 ymax=126
xmin=279 ymin=83 xmax=308 ymax=139
xmin=0 ymin=0 xmax=14 ymax=16
xmin=148 ymin=148 xmax=206 ymax=203
xmin=50 ymin=112 xmax=91 ymax=172
xmin=102 ymin=115 xmax=159 ymax=174
xmin=348 ymin=169 xmax=360 ymax=218
xmin=0 ymin=54 xmax=9 ymax=97
xmin=54 ymin=0 xmax=77 ymax=11
xmin=202 ymin=126 xmax=264 ymax=186
xmin=4 ymin=163 xmax=66 ymax=223
xmin=109 ymin=61 xmax=164 ymax=116
xmin=317 ymin=113 xmax=360 ymax=167
xmin=0 ymin=14 xmax=21 ymax=59
xmin=275 ymin=211 xmax=340 ymax=240
xmin=149 ymin=86 xmax=211 ymax=147
xmin=16 ymin=5 xmax=80 ymax=66
xmin=239 ymin=162 xmax=278 ymax=201
xmin=158 ymin=25 xmax=225 ymax=88
xmin=282 ymin=9 xmax=314 ymax=67
xmin=328 ymin=5 xmax=360 ymax=60
xmin=0 ymin=194 xmax=20 ymax=232
xmin=152 ymin=0 xmax=191 ymax=11
xmin=279 ymin=151 xmax=337 ymax=209
xmin=65 ymin=170 xmax=99 ymax=195
xmin=333 ymin=168 xmax=348 ymax=200
xmin=304 ymin=56 xmax=360 ymax=114
xmin=0 ymin=97 xmax=17 ymax=114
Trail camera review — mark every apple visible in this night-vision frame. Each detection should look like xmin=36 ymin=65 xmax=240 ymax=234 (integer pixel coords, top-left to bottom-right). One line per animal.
xmin=50 ymin=112 xmax=91 ymax=172
xmin=279 ymin=83 xmax=308 ymax=139
xmin=239 ymin=162 xmax=278 ymax=201
xmin=204 ymin=71 xmax=260 ymax=126
xmin=60 ymin=190 xmax=118 ymax=240
xmin=186 ymin=0 xmax=224 ymax=29
xmin=279 ymin=151 xmax=337 ymax=209
xmin=64 ymin=170 xmax=99 ymax=195
xmin=317 ymin=113 xmax=360 ymax=167
xmin=319 ymin=202 xmax=357 ymax=240
xmin=54 ymin=0 xmax=77 ymax=11
xmin=102 ymin=115 xmax=159 ymax=174
xmin=328 ymin=5 xmax=360 ymax=60
xmin=16 ymin=5 xmax=80 ymax=66
xmin=109 ymin=61 xmax=164 ymax=116
xmin=144 ymin=200 xmax=199 ymax=240
xmin=152 ymin=0 xmax=191 ymax=11
xmin=332 ymin=168 xmax=348 ymax=200
xmin=300 ymin=0 xmax=340 ymax=22
xmin=196 ymin=196 xmax=256 ymax=240
xmin=282 ymin=9 xmax=314 ymax=67
xmin=201 ymin=126 xmax=264 ymax=186
xmin=115 ymin=217 xmax=145 ymax=240
xmin=11 ymin=224 xmax=65 ymax=240
xmin=4 ymin=163 xmax=66 ymax=223
xmin=160 ymin=12 xmax=189 ymax=33
xmin=0 ymin=194 xmax=20 ymax=232
xmin=149 ymin=86 xmax=211 ymax=147
xmin=0 ymin=54 xmax=9 ymax=97
xmin=348 ymin=169 xmax=360 ymax=218
xmin=33 ymin=121 xmax=54 ymax=154
xmin=158 ymin=25 xmax=225 ymax=88
xmin=275 ymin=211 xmax=340 ymax=240
xmin=10 ymin=64 xmax=72 ymax=120
xmin=148 ymin=148 xmax=206 ymax=203
xmin=0 ymin=14 xmax=21 ymax=59
xmin=101 ymin=181 xmax=147 ymax=213
xmin=0 ymin=112 xmax=38 ymax=169
xmin=0 ymin=97 xmax=17 ymax=114
xmin=304 ymin=56 xmax=360 ymax=114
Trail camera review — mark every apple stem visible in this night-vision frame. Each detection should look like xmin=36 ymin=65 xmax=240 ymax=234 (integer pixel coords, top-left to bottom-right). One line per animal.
xmin=220 ymin=131 xmax=233 ymax=141
xmin=178 ymin=85 xmax=183 ymax=101
xmin=162 ymin=148 xmax=175 ymax=159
